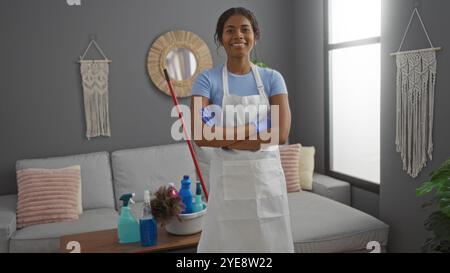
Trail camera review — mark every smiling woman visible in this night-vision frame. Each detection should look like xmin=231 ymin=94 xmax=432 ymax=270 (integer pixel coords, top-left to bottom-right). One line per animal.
xmin=190 ymin=7 xmax=294 ymax=253
xmin=214 ymin=9 xmax=259 ymax=65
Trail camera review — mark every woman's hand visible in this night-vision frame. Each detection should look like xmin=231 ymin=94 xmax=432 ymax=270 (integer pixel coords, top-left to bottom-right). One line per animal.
xmin=224 ymin=93 xmax=292 ymax=150
xmin=190 ymin=96 xmax=255 ymax=148
xmin=190 ymin=93 xmax=291 ymax=150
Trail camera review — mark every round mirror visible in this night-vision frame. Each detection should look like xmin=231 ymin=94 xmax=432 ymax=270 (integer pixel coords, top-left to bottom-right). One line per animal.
xmin=147 ymin=30 xmax=213 ymax=98
xmin=165 ymin=48 xmax=197 ymax=81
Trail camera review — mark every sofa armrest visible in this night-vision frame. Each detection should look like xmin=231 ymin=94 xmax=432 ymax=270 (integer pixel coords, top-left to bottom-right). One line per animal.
xmin=0 ymin=195 xmax=17 ymax=253
xmin=312 ymin=173 xmax=351 ymax=206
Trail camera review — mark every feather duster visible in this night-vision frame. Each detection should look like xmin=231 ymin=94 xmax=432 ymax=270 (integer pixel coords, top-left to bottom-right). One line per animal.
xmin=150 ymin=185 xmax=184 ymax=226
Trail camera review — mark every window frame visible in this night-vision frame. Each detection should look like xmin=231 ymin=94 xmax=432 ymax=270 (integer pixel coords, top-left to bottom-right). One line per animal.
xmin=324 ymin=0 xmax=380 ymax=194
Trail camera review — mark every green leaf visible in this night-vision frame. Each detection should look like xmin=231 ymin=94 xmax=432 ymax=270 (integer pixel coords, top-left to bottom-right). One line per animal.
xmin=437 ymin=191 xmax=450 ymax=200
xmin=436 ymin=180 xmax=450 ymax=195
xmin=416 ymin=181 xmax=436 ymax=196
xmin=251 ymin=59 xmax=269 ymax=68
xmin=422 ymin=200 xmax=436 ymax=208
xmin=429 ymin=158 xmax=450 ymax=181
xmin=426 ymin=211 xmax=450 ymax=237
xmin=431 ymin=171 xmax=450 ymax=185
xmin=419 ymin=157 xmax=450 ymax=252
xmin=439 ymin=199 xmax=450 ymax=218
xmin=439 ymin=241 xmax=450 ymax=252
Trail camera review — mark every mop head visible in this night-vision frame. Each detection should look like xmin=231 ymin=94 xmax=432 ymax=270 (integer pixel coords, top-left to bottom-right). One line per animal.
xmin=150 ymin=185 xmax=184 ymax=226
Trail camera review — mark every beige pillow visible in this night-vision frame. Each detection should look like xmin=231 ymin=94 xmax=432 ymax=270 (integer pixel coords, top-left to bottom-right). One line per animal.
xmin=299 ymin=146 xmax=315 ymax=190
xmin=16 ymin=165 xmax=82 ymax=228
xmin=279 ymin=144 xmax=302 ymax=192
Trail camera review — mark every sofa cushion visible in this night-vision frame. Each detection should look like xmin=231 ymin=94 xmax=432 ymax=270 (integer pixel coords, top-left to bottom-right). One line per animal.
xmin=298 ymin=146 xmax=315 ymax=190
xmin=288 ymin=191 xmax=388 ymax=253
xmin=112 ymin=143 xmax=197 ymax=209
xmin=16 ymin=166 xmax=81 ymax=228
xmin=279 ymin=144 xmax=302 ymax=192
xmin=9 ymin=208 xmax=118 ymax=253
xmin=16 ymin=151 xmax=115 ymax=210
xmin=312 ymin=173 xmax=351 ymax=206
xmin=0 ymin=195 xmax=17 ymax=253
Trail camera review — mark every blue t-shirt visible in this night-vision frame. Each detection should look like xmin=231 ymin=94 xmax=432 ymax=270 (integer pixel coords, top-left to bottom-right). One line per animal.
xmin=192 ymin=64 xmax=288 ymax=106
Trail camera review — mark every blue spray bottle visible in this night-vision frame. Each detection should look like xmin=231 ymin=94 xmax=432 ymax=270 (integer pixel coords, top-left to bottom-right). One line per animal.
xmin=118 ymin=193 xmax=140 ymax=244
xmin=139 ymin=190 xmax=157 ymax=247
xmin=179 ymin=175 xmax=193 ymax=214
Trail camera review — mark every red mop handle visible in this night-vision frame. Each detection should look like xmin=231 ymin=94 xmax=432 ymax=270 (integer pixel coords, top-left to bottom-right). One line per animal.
xmin=163 ymin=69 xmax=209 ymax=201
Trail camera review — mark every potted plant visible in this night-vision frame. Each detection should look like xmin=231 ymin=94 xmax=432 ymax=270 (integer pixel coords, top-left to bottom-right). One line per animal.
xmin=416 ymin=157 xmax=450 ymax=252
xmin=251 ymin=48 xmax=269 ymax=68
xmin=252 ymin=59 xmax=269 ymax=68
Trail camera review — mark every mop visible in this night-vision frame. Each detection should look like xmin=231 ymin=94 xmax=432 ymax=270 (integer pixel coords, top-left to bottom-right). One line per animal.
xmin=163 ymin=69 xmax=209 ymax=201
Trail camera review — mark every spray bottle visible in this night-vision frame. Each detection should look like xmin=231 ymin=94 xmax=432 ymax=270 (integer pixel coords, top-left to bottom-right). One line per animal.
xmin=118 ymin=193 xmax=140 ymax=244
xmin=139 ymin=190 xmax=157 ymax=247
xmin=192 ymin=181 xmax=204 ymax=213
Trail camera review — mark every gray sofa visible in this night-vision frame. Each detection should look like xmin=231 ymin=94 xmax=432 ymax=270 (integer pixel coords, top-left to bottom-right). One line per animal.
xmin=0 ymin=143 xmax=389 ymax=253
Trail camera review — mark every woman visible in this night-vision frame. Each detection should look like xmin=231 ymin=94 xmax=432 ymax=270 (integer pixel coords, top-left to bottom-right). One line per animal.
xmin=190 ymin=7 xmax=294 ymax=253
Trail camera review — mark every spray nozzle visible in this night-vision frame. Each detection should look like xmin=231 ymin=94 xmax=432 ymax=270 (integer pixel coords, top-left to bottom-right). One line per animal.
xmin=196 ymin=181 xmax=202 ymax=195
xmin=144 ymin=190 xmax=151 ymax=203
xmin=120 ymin=193 xmax=135 ymax=207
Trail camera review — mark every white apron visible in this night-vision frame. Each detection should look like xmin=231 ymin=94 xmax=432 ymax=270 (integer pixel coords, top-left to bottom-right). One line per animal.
xmin=196 ymin=64 xmax=294 ymax=253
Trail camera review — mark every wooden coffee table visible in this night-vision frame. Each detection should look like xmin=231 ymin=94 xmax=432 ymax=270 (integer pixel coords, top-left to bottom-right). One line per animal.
xmin=60 ymin=227 xmax=201 ymax=253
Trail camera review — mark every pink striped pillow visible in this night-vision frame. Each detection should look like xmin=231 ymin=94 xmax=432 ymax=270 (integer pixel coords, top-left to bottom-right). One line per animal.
xmin=279 ymin=144 xmax=302 ymax=192
xmin=16 ymin=166 xmax=81 ymax=229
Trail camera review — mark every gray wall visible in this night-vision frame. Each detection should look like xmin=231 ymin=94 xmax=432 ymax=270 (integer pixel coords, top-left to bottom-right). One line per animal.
xmin=292 ymin=0 xmax=325 ymax=174
xmin=0 ymin=0 xmax=295 ymax=195
xmin=352 ymin=187 xmax=379 ymax=218
xmin=292 ymin=0 xmax=450 ymax=252
xmin=380 ymin=0 xmax=450 ymax=252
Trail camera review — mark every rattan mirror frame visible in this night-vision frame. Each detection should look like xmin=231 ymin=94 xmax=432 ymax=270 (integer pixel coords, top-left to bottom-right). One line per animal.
xmin=147 ymin=30 xmax=213 ymax=97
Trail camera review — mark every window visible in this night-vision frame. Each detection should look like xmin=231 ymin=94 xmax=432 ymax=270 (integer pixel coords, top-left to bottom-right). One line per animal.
xmin=325 ymin=0 xmax=381 ymax=190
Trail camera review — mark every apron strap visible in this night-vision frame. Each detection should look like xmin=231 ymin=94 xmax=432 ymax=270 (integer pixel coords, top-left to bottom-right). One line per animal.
xmin=250 ymin=63 xmax=267 ymax=100
xmin=222 ymin=63 xmax=267 ymax=99
xmin=222 ymin=64 xmax=230 ymax=96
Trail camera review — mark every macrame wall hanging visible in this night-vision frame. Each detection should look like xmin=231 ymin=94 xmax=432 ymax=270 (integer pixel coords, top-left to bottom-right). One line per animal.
xmin=390 ymin=8 xmax=441 ymax=178
xmin=78 ymin=38 xmax=112 ymax=139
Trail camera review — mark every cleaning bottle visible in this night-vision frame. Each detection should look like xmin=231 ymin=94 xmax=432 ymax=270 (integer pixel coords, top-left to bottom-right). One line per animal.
xmin=139 ymin=190 xmax=157 ymax=247
xmin=118 ymin=193 xmax=140 ymax=244
xmin=179 ymin=175 xmax=193 ymax=214
xmin=192 ymin=181 xmax=204 ymax=213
